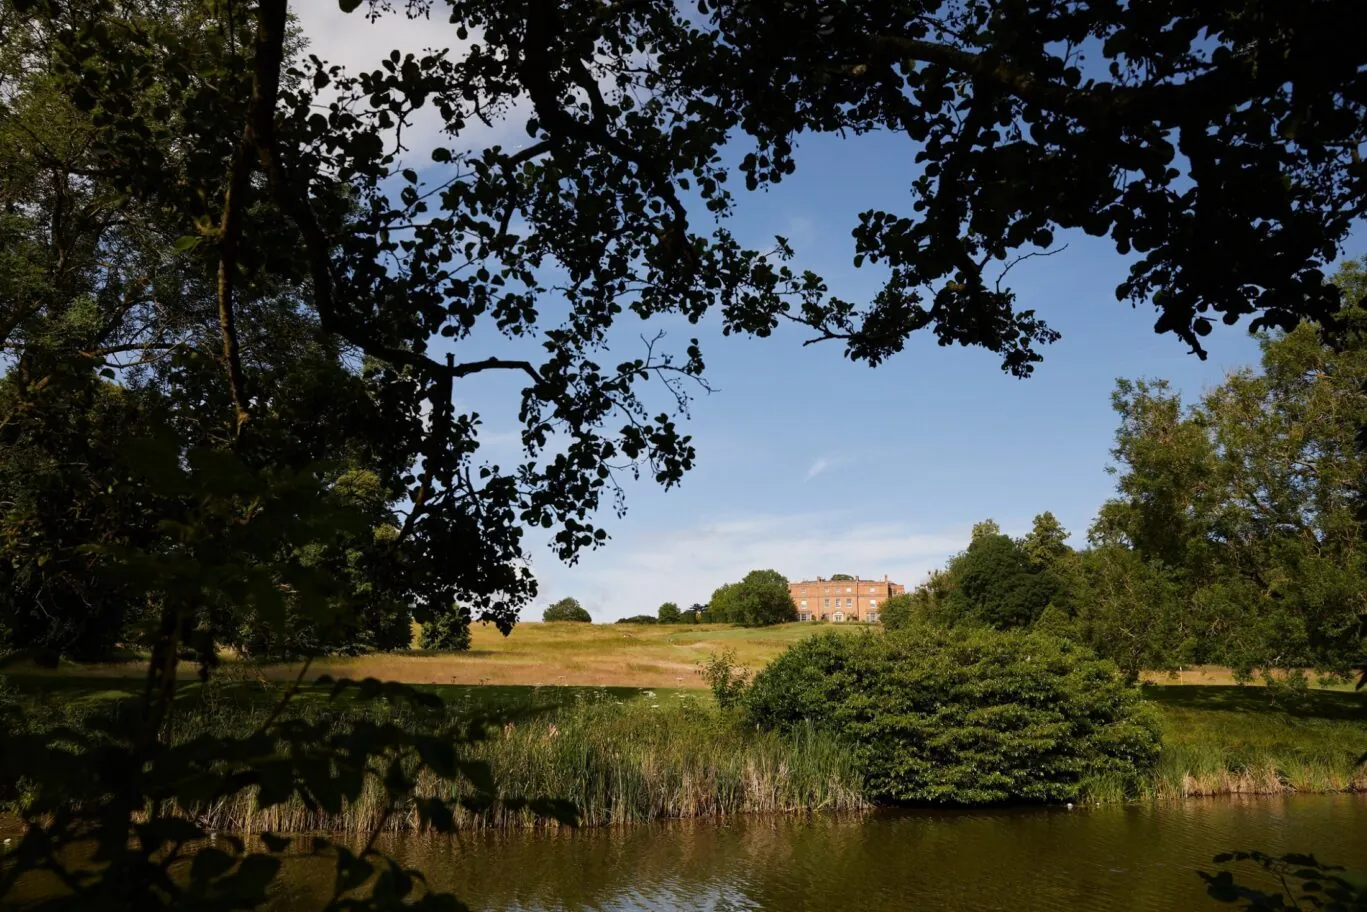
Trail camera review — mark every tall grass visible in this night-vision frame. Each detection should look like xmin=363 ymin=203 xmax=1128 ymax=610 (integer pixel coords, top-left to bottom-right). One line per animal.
xmin=5 ymin=677 xmax=1363 ymax=830
xmin=1128 ymin=686 xmax=1367 ymax=802
xmin=211 ymin=693 xmax=866 ymax=834
xmin=3 ymin=684 xmax=866 ymax=834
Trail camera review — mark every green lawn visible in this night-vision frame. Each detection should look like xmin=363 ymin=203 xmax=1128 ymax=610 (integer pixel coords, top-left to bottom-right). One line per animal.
xmin=1142 ymin=684 xmax=1367 ymax=798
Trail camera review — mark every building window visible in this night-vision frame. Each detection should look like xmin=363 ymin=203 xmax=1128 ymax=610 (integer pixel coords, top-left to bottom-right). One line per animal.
xmin=869 ymin=599 xmax=876 ymax=608
xmin=845 ymin=598 xmax=853 ymax=608
xmin=800 ymin=599 xmax=807 ymax=608
xmin=867 ymin=611 xmax=879 ymax=623
xmin=833 ymin=611 xmax=844 ymax=623
xmin=798 ymin=612 xmax=810 ymax=622
xmin=846 ymin=586 xmax=853 ymax=593
xmin=824 ymin=598 xmax=830 ymax=608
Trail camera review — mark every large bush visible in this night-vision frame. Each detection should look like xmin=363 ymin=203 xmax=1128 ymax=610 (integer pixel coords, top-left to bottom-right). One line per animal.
xmin=708 ymin=569 xmax=797 ymax=626
xmin=543 ymin=598 xmax=592 ymax=622
xmin=745 ymin=627 xmax=1161 ymax=804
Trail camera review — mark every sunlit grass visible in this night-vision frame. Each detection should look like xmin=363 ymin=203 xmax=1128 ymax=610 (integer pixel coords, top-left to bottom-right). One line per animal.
xmin=1 ymin=622 xmax=861 ymax=689
xmin=1140 ymin=686 xmax=1367 ymax=800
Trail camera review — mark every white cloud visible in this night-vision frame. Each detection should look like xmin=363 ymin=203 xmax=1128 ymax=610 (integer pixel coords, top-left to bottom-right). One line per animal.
xmin=526 ymin=512 xmax=976 ymax=622
xmin=294 ymin=4 xmax=526 ymax=164
xmin=804 ymin=455 xmax=841 ymax=481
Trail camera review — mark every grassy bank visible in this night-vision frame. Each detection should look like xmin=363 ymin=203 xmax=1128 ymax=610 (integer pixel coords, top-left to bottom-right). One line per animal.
xmin=1143 ymin=685 xmax=1367 ymax=800
xmin=0 ymin=680 xmax=868 ymax=834
xmin=2 ymin=677 xmax=1363 ymax=833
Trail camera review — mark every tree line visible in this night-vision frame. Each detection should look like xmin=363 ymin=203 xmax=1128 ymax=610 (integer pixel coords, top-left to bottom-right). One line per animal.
xmin=885 ymin=260 xmax=1367 ymax=684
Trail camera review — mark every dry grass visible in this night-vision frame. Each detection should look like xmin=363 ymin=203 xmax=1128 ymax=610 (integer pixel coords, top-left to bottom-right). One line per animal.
xmin=8 ymin=622 xmax=855 ymax=689
xmin=1140 ymin=665 xmax=1360 ymax=689
xmin=9 ymin=623 xmax=1361 ymax=693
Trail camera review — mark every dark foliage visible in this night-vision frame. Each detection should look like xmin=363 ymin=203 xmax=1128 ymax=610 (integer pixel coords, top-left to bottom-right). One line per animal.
xmin=746 ymin=628 xmax=1161 ymax=804
xmin=942 ymin=534 xmax=1065 ymax=629
xmin=419 ymin=607 xmax=473 ymax=652
xmin=1201 ymin=852 xmax=1367 ymax=911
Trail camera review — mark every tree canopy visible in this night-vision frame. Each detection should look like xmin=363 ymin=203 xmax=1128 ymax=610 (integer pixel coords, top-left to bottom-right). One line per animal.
xmin=901 ymin=262 xmax=1367 ymax=680
xmin=708 ymin=570 xmax=798 ymax=627
xmin=543 ymin=598 xmax=592 ymax=623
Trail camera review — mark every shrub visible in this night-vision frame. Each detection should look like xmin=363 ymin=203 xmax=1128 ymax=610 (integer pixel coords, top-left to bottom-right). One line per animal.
xmin=419 ymin=606 xmax=472 ymax=651
xmin=698 ymin=649 xmax=750 ymax=710
xmin=616 ymin=614 xmax=658 ymax=624
xmin=543 ymin=597 xmax=591 ymax=622
xmin=745 ymin=627 xmax=1161 ymax=805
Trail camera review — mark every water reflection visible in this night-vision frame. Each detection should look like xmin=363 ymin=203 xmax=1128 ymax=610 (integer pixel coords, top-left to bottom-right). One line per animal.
xmin=266 ymin=795 xmax=1366 ymax=911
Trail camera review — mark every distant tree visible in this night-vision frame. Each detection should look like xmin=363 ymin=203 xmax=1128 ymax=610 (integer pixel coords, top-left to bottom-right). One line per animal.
xmin=420 ymin=606 xmax=473 ymax=652
xmin=709 ymin=570 xmax=797 ymax=627
xmin=706 ymin=584 xmax=737 ymax=624
xmin=543 ymin=598 xmax=592 ymax=623
xmin=687 ymin=603 xmax=707 ymax=624
xmin=1019 ymin=511 xmax=1084 ymax=617
xmin=829 ymin=573 xmax=854 ymax=581
xmin=616 ymin=614 xmax=659 ymax=625
xmin=943 ymin=533 xmax=1062 ymax=629
xmin=878 ymin=593 xmax=917 ymax=631
xmin=1076 ymin=545 xmax=1191 ymax=681
xmin=1090 ymin=379 xmax=1220 ymax=570
xmin=1020 ymin=512 xmax=1070 ymax=568
xmin=657 ymin=602 xmax=682 ymax=624
xmin=970 ymin=519 xmax=1002 ymax=542
xmin=906 ymin=569 xmax=958 ymax=627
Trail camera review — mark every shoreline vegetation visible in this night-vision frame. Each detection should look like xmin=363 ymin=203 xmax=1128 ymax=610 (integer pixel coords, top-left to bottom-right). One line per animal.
xmin=4 ymin=654 xmax=1364 ymax=836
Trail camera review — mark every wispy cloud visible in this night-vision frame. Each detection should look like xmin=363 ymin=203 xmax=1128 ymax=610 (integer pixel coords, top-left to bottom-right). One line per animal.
xmin=525 ymin=512 xmax=977 ymax=621
xmin=805 ymin=456 xmax=841 ymax=481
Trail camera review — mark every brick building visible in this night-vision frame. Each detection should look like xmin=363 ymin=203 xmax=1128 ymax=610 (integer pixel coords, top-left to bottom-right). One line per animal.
xmin=789 ymin=576 xmax=906 ymax=623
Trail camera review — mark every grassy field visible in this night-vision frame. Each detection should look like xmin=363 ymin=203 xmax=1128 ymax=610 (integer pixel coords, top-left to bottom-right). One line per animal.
xmin=7 ymin=621 xmax=1356 ymax=691
xmin=1145 ymin=685 xmax=1367 ymax=798
xmin=3 ymin=622 xmax=842 ymax=689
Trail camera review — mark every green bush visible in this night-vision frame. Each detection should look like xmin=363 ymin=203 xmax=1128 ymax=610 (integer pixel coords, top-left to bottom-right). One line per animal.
xmin=878 ymin=593 xmax=917 ymax=631
xmin=699 ymin=649 xmax=750 ymax=710
xmin=745 ymin=626 xmax=1161 ymax=805
xmin=419 ymin=606 xmax=472 ymax=651
xmin=543 ymin=597 xmax=592 ymax=622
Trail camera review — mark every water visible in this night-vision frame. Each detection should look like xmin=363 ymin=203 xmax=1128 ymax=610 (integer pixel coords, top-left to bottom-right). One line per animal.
xmin=266 ymin=795 xmax=1367 ymax=911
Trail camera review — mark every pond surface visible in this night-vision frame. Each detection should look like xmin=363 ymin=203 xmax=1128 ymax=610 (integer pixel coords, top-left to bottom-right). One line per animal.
xmin=264 ymin=795 xmax=1367 ymax=911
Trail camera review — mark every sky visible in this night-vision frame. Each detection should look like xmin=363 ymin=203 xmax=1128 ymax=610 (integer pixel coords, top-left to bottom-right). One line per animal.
xmin=297 ymin=4 xmax=1366 ymax=623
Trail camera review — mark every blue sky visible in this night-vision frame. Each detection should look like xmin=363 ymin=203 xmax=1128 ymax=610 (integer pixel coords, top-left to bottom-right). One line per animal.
xmin=301 ymin=6 xmax=1365 ymax=622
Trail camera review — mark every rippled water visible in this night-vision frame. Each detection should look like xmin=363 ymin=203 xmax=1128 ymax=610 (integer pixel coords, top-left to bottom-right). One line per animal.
xmin=263 ymin=795 xmax=1367 ymax=911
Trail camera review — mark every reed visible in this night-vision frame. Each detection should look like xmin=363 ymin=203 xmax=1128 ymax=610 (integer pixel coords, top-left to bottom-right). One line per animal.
xmin=4 ymin=677 xmax=1363 ymax=829
xmin=1130 ymin=685 xmax=1367 ymax=802
xmin=140 ymin=689 xmax=867 ymax=834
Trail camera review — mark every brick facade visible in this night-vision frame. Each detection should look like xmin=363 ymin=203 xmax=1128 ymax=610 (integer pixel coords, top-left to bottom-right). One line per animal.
xmin=788 ymin=576 xmax=906 ymax=623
